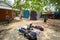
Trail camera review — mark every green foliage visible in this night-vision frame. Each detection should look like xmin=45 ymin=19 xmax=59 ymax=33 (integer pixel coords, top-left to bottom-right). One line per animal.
xmin=49 ymin=0 xmax=60 ymax=11
xmin=13 ymin=0 xmax=60 ymax=12
xmin=13 ymin=0 xmax=21 ymax=9
xmin=13 ymin=0 xmax=49 ymax=12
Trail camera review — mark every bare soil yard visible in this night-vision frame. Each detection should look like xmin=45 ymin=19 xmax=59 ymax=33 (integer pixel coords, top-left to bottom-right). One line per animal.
xmin=0 ymin=19 xmax=60 ymax=40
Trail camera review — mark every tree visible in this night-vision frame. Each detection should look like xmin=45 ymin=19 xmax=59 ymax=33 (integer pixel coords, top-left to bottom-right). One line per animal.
xmin=4 ymin=0 xmax=60 ymax=12
xmin=13 ymin=0 xmax=50 ymax=12
xmin=49 ymin=0 xmax=60 ymax=11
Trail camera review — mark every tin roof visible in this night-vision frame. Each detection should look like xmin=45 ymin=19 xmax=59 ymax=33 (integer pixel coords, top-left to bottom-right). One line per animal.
xmin=0 ymin=1 xmax=20 ymax=11
xmin=0 ymin=6 xmax=20 ymax=11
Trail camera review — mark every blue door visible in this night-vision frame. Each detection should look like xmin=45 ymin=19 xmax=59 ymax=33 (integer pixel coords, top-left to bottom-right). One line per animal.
xmin=54 ymin=12 xmax=60 ymax=15
xmin=23 ymin=10 xmax=29 ymax=18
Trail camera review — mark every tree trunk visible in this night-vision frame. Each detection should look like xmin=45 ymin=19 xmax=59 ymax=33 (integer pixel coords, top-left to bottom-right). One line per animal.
xmin=19 ymin=7 xmax=23 ymax=19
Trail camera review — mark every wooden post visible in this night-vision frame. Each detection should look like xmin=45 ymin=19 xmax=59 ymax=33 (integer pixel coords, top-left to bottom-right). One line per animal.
xmin=44 ymin=14 xmax=46 ymax=22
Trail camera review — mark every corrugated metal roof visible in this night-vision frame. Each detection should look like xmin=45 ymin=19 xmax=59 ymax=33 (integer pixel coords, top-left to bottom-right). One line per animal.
xmin=0 ymin=6 xmax=20 ymax=11
xmin=0 ymin=0 xmax=4 ymax=1
xmin=0 ymin=1 xmax=20 ymax=11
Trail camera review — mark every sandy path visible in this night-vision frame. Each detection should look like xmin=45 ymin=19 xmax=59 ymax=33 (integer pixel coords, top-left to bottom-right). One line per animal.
xmin=0 ymin=19 xmax=60 ymax=40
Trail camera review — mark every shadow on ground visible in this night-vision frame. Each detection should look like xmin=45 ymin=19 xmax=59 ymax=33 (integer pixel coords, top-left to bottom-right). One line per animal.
xmin=0 ymin=28 xmax=12 ymax=40
xmin=47 ymin=19 xmax=60 ymax=32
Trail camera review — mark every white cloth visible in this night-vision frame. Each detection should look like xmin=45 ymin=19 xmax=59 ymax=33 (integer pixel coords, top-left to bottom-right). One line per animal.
xmin=22 ymin=25 xmax=27 ymax=29
xmin=37 ymin=12 xmax=41 ymax=20
xmin=31 ymin=28 xmax=40 ymax=35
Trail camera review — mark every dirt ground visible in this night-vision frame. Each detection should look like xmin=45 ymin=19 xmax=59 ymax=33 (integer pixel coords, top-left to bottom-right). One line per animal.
xmin=0 ymin=18 xmax=60 ymax=40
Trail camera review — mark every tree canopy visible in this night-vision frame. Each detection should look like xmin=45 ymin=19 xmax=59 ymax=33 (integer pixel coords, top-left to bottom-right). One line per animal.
xmin=13 ymin=0 xmax=60 ymax=12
